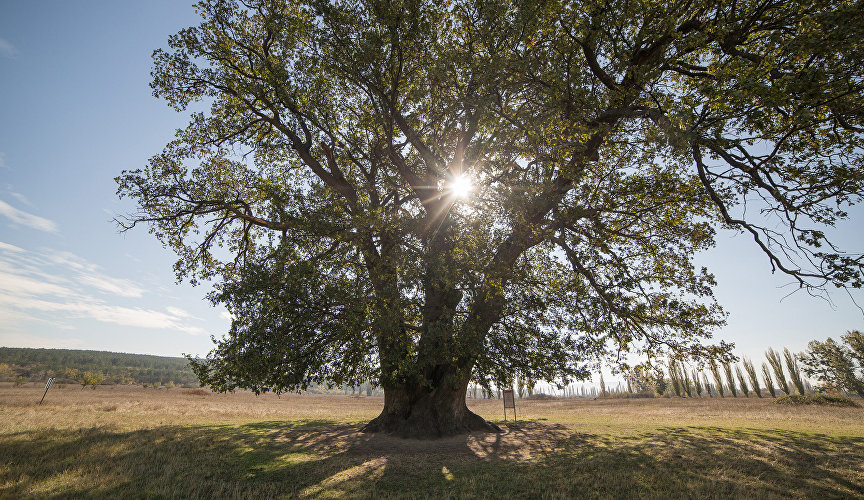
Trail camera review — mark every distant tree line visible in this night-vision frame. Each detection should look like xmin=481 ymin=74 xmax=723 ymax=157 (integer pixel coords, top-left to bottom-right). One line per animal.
xmin=4 ymin=330 xmax=861 ymax=398
xmin=0 ymin=347 xmax=200 ymax=387
xmin=0 ymin=347 xmax=366 ymax=394
xmin=650 ymin=332 xmax=864 ymax=399
xmin=461 ymin=331 xmax=864 ymax=401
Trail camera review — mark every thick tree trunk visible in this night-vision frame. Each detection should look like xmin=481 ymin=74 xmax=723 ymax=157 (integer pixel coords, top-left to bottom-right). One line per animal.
xmin=362 ymin=374 xmax=501 ymax=438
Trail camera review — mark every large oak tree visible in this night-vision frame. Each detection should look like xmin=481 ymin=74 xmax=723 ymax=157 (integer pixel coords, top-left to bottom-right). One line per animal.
xmin=118 ymin=0 xmax=864 ymax=437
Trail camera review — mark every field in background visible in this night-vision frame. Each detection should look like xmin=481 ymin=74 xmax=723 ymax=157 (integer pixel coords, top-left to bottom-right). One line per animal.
xmin=2 ymin=384 xmax=863 ymax=498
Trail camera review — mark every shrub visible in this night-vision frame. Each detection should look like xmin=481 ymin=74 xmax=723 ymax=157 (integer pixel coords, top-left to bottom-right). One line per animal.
xmin=0 ymin=363 xmax=15 ymax=381
xmin=775 ymin=394 xmax=859 ymax=407
xmin=182 ymin=388 xmax=209 ymax=396
xmin=525 ymin=393 xmax=557 ymax=400
xmin=79 ymin=371 xmax=105 ymax=390
xmin=607 ymin=391 xmax=655 ymax=399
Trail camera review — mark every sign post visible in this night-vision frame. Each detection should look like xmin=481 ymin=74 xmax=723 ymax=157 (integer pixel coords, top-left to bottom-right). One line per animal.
xmin=39 ymin=377 xmax=55 ymax=405
xmin=502 ymin=388 xmax=516 ymax=423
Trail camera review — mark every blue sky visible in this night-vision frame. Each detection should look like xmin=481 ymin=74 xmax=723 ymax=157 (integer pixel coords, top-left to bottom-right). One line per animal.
xmin=0 ymin=2 xmax=862 ymax=362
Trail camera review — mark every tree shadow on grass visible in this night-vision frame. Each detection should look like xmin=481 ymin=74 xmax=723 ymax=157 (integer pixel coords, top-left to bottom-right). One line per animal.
xmin=1 ymin=421 xmax=862 ymax=498
xmin=544 ymin=426 xmax=864 ymax=499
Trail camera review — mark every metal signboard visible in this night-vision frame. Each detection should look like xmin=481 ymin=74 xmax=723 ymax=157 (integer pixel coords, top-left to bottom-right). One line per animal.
xmin=502 ymin=388 xmax=516 ymax=422
xmin=39 ymin=377 xmax=55 ymax=405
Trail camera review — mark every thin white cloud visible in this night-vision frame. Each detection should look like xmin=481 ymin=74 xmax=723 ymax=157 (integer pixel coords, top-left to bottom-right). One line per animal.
xmin=123 ymin=253 xmax=144 ymax=264
xmin=0 ymin=38 xmax=17 ymax=58
xmin=0 ymin=250 xmax=71 ymax=288
xmin=0 ymin=246 xmax=207 ymax=335
xmin=9 ymin=192 xmax=32 ymax=207
xmin=0 ymin=264 xmax=76 ymax=297
xmin=46 ymin=251 xmax=145 ymax=298
xmin=0 ymin=199 xmax=58 ymax=232
xmin=0 ymin=304 xmax=76 ymax=331
xmin=83 ymin=304 xmax=206 ymax=335
xmin=166 ymin=306 xmax=197 ymax=319
xmin=78 ymin=274 xmax=146 ymax=298
xmin=0 ymin=241 xmax=25 ymax=253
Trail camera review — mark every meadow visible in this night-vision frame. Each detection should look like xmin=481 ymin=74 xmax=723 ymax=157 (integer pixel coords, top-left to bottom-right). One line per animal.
xmin=1 ymin=384 xmax=862 ymax=499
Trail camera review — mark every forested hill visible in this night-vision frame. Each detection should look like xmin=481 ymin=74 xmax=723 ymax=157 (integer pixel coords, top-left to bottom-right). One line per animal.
xmin=0 ymin=347 xmax=199 ymax=387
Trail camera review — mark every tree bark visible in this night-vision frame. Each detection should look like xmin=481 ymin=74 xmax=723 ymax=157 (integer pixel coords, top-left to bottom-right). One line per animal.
xmin=361 ymin=371 xmax=501 ymax=438
xmin=362 ymin=218 xmax=501 ymax=438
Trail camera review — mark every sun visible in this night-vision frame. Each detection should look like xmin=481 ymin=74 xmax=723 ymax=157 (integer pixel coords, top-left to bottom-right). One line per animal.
xmin=449 ymin=174 xmax=473 ymax=199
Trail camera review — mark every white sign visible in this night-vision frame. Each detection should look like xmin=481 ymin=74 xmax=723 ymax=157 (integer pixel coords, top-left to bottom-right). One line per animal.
xmin=502 ymin=388 xmax=517 ymax=422
xmin=503 ymin=389 xmax=515 ymax=408
xmin=39 ymin=377 xmax=56 ymax=405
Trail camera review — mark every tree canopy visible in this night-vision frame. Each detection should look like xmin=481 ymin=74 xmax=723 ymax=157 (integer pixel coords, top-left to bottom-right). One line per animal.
xmin=117 ymin=0 xmax=864 ymax=436
xmin=800 ymin=330 xmax=864 ymax=397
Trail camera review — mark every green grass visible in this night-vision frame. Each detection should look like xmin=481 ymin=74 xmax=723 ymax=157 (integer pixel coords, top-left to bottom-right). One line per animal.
xmin=3 ymin=422 xmax=862 ymax=498
xmin=775 ymin=394 xmax=860 ymax=407
xmin=1 ymin=386 xmax=863 ymax=498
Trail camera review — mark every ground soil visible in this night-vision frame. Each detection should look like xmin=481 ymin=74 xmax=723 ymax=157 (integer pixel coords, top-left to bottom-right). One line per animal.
xmin=3 ymin=384 xmax=863 ymax=498
xmin=4 ymin=382 xmax=862 ymax=453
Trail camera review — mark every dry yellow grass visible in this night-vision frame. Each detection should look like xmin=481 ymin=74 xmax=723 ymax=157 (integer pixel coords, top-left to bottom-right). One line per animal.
xmin=1 ymin=384 xmax=863 ymax=498
xmin=6 ymin=384 xmax=861 ymax=434
xmin=1 ymin=384 xmax=382 ymax=432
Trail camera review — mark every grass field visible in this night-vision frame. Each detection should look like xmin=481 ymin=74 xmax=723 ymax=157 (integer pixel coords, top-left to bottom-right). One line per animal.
xmin=1 ymin=384 xmax=863 ymax=498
